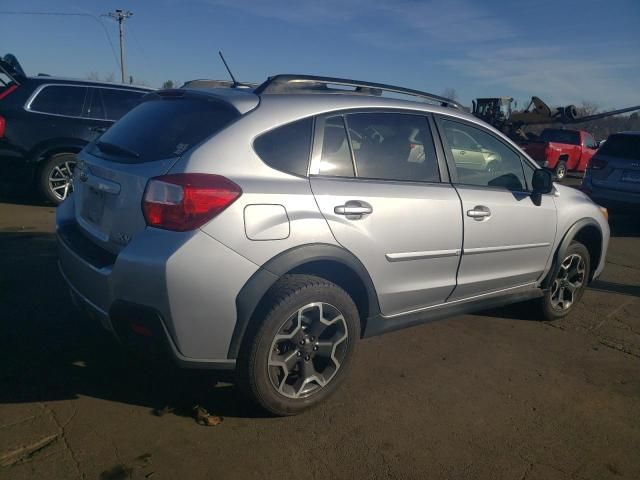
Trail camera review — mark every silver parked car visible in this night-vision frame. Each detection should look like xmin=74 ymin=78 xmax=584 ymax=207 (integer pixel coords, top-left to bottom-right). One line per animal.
xmin=581 ymin=132 xmax=640 ymax=212
xmin=57 ymin=75 xmax=609 ymax=415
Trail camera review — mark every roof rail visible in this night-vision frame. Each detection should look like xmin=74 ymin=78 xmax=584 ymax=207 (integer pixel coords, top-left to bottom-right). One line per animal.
xmin=254 ymin=74 xmax=461 ymax=109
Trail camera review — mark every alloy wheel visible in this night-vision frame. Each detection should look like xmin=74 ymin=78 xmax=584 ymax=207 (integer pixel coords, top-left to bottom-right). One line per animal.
xmin=268 ymin=302 xmax=349 ymax=399
xmin=49 ymin=160 xmax=76 ymax=201
xmin=550 ymin=253 xmax=586 ymax=311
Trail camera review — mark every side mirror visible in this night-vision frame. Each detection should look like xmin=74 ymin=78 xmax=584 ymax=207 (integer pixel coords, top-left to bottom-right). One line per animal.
xmin=531 ymin=169 xmax=553 ymax=205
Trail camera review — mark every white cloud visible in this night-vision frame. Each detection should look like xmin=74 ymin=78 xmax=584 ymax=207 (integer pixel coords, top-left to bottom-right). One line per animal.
xmin=444 ymin=46 xmax=640 ymax=108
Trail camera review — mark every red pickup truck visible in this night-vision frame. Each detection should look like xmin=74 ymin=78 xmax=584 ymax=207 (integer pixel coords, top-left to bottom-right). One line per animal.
xmin=524 ymin=129 xmax=599 ymax=179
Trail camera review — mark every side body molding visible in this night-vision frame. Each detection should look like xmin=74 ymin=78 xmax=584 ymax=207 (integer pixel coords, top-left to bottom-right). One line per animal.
xmin=228 ymin=243 xmax=381 ymax=359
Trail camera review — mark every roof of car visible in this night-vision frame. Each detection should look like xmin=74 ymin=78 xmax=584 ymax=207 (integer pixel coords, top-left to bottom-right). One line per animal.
xmin=616 ymin=131 xmax=640 ymax=136
xmin=25 ymin=76 xmax=154 ymax=91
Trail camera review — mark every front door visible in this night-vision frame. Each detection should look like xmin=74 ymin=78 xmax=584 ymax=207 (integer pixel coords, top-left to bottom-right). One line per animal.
xmin=310 ymin=112 xmax=463 ymax=316
xmin=436 ymin=116 xmax=557 ymax=300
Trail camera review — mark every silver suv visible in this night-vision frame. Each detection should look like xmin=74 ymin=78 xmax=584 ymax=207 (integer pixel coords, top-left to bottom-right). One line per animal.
xmin=57 ymin=75 xmax=609 ymax=415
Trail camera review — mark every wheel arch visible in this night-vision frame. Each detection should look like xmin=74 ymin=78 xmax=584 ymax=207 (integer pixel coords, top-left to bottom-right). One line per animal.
xmin=228 ymin=243 xmax=380 ymax=359
xmin=543 ymin=218 xmax=603 ymax=288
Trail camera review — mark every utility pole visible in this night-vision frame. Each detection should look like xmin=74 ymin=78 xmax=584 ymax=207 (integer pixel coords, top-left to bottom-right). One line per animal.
xmin=105 ymin=9 xmax=133 ymax=83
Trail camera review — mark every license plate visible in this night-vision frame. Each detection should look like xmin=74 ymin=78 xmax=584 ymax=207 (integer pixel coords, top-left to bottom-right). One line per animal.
xmin=622 ymin=170 xmax=640 ymax=183
xmin=82 ymin=187 xmax=105 ymax=225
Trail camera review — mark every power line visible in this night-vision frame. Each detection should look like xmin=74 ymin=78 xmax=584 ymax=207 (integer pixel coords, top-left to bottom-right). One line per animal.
xmin=0 ymin=11 xmax=121 ymax=70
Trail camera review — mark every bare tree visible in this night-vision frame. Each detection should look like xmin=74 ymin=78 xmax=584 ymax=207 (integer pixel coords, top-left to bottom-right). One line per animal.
xmin=440 ymin=88 xmax=458 ymax=101
xmin=104 ymin=72 xmax=116 ymax=83
xmin=162 ymin=80 xmax=175 ymax=89
xmin=86 ymin=71 xmax=100 ymax=81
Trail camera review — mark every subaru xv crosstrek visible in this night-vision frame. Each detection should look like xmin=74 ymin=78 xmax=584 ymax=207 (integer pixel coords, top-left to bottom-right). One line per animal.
xmin=57 ymin=75 xmax=609 ymax=415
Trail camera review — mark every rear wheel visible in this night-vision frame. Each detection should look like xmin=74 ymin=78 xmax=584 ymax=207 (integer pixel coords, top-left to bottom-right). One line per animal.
xmin=554 ymin=160 xmax=567 ymax=180
xmin=537 ymin=241 xmax=590 ymax=320
xmin=39 ymin=153 xmax=77 ymax=204
xmin=238 ymin=274 xmax=359 ymax=416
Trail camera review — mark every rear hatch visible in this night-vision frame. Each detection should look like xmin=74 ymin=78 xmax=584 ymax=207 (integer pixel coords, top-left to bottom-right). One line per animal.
xmin=588 ymin=134 xmax=640 ymax=193
xmin=73 ymin=91 xmax=243 ymax=253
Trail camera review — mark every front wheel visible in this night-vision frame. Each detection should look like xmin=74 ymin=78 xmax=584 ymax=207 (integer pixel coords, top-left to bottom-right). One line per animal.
xmin=537 ymin=241 xmax=590 ymax=320
xmin=39 ymin=153 xmax=77 ymax=204
xmin=238 ymin=275 xmax=360 ymax=416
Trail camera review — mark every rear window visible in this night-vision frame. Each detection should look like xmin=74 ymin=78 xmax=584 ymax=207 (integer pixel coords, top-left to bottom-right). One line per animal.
xmin=539 ymin=129 xmax=580 ymax=145
xmin=254 ymin=118 xmax=313 ymax=176
xmin=598 ymin=134 xmax=640 ymax=161
xmin=90 ymin=95 xmax=240 ymax=163
xmin=30 ymin=85 xmax=88 ymax=117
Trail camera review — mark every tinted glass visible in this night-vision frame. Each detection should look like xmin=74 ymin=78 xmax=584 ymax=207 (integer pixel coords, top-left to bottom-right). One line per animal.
xmin=100 ymin=88 xmax=145 ymax=120
xmin=91 ymin=96 xmax=239 ymax=163
xmin=86 ymin=89 xmax=106 ymax=119
xmin=254 ymin=118 xmax=312 ymax=176
xmin=540 ymin=129 xmax=580 ymax=145
xmin=319 ymin=116 xmax=354 ymax=177
xmin=441 ymin=119 xmax=526 ymax=191
xmin=345 ymin=113 xmax=440 ymax=182
xmin=30 ymin=85 xmax=87 ymax=116
xmin=598 ymin=134 xmax=640 ymax=160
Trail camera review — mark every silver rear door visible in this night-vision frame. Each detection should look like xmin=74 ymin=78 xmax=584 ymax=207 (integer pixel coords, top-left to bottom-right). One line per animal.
xmin=310 ymin=112 xmax=462 ymax=316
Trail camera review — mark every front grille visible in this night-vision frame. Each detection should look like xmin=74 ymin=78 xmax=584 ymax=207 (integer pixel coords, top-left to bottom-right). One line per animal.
xmin=58 ymin=222 xmax=117 ymax=269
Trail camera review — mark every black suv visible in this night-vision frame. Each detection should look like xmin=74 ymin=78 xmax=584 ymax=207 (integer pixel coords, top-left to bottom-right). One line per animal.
xmin=0 ymin=54 xmax=153 ymax=203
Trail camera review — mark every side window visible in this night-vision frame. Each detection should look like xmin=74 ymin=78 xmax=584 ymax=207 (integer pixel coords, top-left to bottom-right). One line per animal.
xmin=30 ymin=85 xmax=88 ymax=117
xmin=254 ymin=117 xmax=313 ymax=177
xmin=318 ymin=116 xmax=355 ymax=177
xmin=100 ymin=89 xmax=145 ymax=121
xmin=583 ymin=133 xmax=597 ymax=149
xmin=344 ymin=112 xmax=440 ymax=182
xmin=86 ymin=88 xmax=106 ymax=119
xmin=440 ymin=118 xmax=526 ymax=191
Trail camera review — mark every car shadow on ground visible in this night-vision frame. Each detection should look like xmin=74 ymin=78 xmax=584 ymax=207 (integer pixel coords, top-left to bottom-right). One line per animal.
xmin=0 ymin=231 xmax=268 ymax=420
xmin=0 ymin=186 xmax=49 ymax=207
xmin=608 ymin=213 xmax=640 ymax=238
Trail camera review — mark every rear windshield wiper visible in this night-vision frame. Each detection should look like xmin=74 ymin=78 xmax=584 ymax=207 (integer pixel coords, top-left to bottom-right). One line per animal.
xmin=96 ymin=140 xmax=140 ymax=159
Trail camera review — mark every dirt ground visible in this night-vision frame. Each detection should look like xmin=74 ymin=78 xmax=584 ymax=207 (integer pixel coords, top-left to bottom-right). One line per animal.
xmin=1 ymin=184 xmax=639 ymax=480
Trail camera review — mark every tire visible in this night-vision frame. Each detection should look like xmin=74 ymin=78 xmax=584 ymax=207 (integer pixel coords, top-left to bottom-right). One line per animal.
xmin=537 ymin=241 xmax=590 ymax=321
xmin=39 ymin=152 xmax=77 ymax=205
xmin=554 ymin=160 xmax=567 ymax=180
xmin=237 ymin=274 xmax=360 ymax=416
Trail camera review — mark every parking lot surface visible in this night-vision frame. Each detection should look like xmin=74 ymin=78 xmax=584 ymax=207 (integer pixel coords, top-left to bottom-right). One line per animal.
xmin=1 ymin=186 xmax=639 ymax=480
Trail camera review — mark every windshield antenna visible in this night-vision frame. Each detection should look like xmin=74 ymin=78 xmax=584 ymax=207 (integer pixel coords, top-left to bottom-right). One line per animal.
xmin=218 ymin=51 xmax=239 ymax=88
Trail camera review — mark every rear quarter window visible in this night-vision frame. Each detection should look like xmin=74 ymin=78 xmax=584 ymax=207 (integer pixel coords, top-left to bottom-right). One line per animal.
xmin=99 ymin=88 xmax=146 ymax=120
xmin=90 ymin=94 xmax=240 ymax=163
xmin=29 ymin=85 xmax=88 ymax=117
xmin=254 ymin=118 xmax=313 ymax=177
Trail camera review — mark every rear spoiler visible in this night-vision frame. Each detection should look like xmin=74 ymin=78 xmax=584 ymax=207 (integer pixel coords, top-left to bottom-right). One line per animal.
xmin=0 ymin=54 xmax=26 ymax=86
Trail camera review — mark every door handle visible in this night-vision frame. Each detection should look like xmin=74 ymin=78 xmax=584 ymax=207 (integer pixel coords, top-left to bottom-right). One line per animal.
xmin=467 ymin=205 xmax=491 ymax=220
xmin=334 ymin=201 xmax=373 ymax=218
xmin=90 ymin=126 xmax=107 ymax=133
xmin=459 ymin=150 xmax=466 ymax=155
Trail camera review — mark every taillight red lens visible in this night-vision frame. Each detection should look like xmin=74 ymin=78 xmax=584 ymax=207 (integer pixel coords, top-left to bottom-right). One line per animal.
xmin=0 ymin=115 xmax=5 ymax=138
xmin=589 ymin=157 xmax=608 ymax=170
xmin=142 ymin=174 xmax=241 ymax=231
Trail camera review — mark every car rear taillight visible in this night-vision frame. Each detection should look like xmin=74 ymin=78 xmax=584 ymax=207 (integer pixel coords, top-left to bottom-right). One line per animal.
xmin=0 ymin=115 xmax=5 ymax=138
xmin=589 ymin=157 xmax=608 ymax=170
xmin=0 ymin=84 xmax=18 ymax=101
xmin=142 ymin=173 xmax=241 ymax=231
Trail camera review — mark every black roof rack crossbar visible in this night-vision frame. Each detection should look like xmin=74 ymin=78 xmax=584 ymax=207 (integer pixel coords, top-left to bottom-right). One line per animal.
xmin=254 ymin=74 xmax=461 ymax=109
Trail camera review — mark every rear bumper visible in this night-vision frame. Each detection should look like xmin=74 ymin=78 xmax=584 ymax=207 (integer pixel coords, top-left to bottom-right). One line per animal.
xmin=56 ymin=195 xmax=259 ymax=368
xmin=587 ymin=184 xmax=640 ymax=212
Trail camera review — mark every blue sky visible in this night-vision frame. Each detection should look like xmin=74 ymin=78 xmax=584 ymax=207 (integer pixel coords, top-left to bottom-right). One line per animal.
xmin=1 ymin=0 xmax=639 ymax=109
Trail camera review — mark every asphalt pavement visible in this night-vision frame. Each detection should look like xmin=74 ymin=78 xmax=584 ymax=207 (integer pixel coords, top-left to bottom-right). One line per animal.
xmin=0 ymin=184 xmax=638 ymax=480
